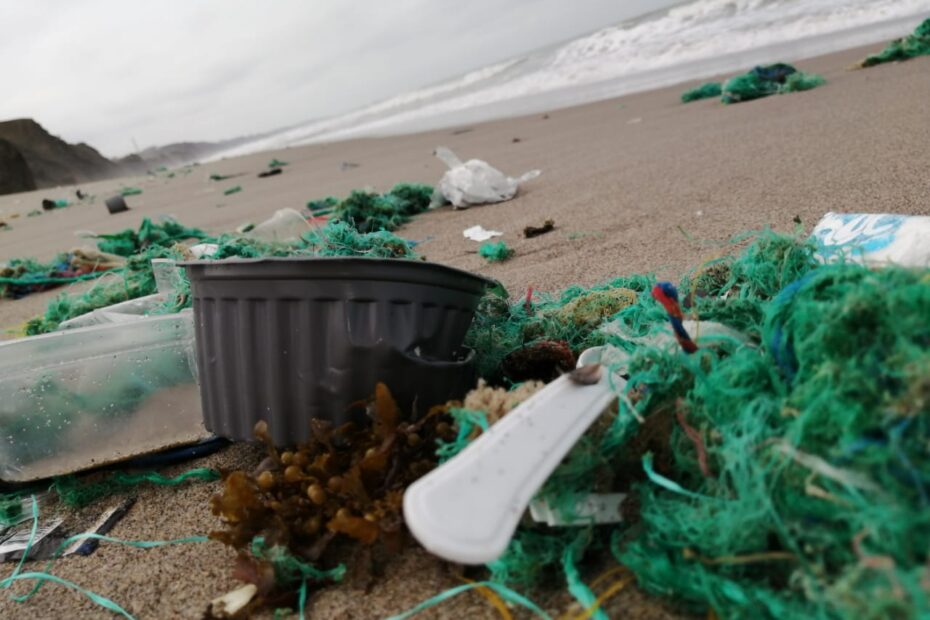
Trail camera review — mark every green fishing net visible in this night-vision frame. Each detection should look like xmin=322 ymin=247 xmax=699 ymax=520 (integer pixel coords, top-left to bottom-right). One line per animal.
xmin=95 ymin=217 xmax=208 ymax=257
xmin=860 ymin=18 xmax=930 ymax=67
xmin=478 ymin=241 xmax=514 ymax=263
xmin=722 ymin=64 xmax=825 ymax=104
xmin=321 ymin=183 xmax=433 ymax=234
xmin=24 ymin=246 xmax=184 ymax=335
xmin=464 ymin=275 xmax=651 ymax=382
xmin=460 ymin=231 xmax=930 ymax=619
xmin=681 ymin=82 xmax=723 ymax=103
xmin=53 ymin=468 xmax=219 ymax=508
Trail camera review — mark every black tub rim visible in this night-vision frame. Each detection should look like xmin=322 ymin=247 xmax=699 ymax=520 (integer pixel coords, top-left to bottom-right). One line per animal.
xmin=180 ymin=256 xmax=496 ymax=295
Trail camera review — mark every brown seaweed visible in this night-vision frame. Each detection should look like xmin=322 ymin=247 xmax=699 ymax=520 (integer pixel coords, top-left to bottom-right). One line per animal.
xmin=210 ymin=383 xmax=454 ymax=606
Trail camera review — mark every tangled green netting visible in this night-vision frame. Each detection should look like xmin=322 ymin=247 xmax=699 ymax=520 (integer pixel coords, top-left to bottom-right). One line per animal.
xmin=22 ymin=190 xmax=425 ymax=335
xmin=95 ymin=217 xmax=208 ymax=257
xmin=313 ymin=183 xmax=434 ymax=233
xmin=479 ymin=241 xmax=515 ymax=263
xmin=463 ymin=231 xmax=930 ymax=619
xmin=860 ymin=17 xmax=930 ymax=67
xmin=681 ymin=82 xmax=723 ymax=103
xmin=722 ymin=64 xmax=825 ymax=104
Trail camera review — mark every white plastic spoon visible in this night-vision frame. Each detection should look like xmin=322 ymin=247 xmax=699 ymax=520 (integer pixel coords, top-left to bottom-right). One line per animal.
xmin=403 ymin=346 xmax=622 ymax=564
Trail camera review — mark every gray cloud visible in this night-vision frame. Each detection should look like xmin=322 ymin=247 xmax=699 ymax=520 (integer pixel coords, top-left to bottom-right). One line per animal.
xmin=0 ymin=0 xmax=667 ymax=156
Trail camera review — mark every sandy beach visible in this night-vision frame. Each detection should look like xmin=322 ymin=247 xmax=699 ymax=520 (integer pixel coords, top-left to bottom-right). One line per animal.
xmin=1 ymin=42 xmax=929 ymax=619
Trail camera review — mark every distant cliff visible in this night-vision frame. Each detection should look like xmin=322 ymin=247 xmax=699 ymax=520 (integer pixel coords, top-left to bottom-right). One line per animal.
xmin=0 ymin=118 xmax=122 ymax=191
xmin=0 ymin=138 xmax=37 ymax=195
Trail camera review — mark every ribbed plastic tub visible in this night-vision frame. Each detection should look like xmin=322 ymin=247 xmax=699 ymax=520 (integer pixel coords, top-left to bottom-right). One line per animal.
xmin=182 ymin=257 xmax=493 ymax=444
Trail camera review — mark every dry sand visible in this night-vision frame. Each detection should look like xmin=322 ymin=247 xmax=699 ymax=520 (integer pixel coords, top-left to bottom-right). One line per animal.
xmin=0 ymin=43 xmax=928 ymax=618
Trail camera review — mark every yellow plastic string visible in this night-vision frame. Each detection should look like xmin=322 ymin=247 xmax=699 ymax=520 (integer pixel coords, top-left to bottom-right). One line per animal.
xmin=462 ymin=577 xmax=514 ymax=620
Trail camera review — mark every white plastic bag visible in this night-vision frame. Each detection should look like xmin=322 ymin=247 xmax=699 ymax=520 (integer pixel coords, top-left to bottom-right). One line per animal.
xmin=434 ymin=147 xmax=540 ymax=209
xmin=811 ymin=212 xmax=930 ymax=267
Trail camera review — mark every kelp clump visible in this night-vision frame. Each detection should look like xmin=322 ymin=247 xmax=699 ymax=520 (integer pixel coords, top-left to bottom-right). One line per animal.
xmin=210 ymin=384 xmax=455 ymax=610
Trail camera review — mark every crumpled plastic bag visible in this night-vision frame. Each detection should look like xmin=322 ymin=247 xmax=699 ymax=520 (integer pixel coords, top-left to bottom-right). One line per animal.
xmin=434 ymin=147 xmax=540 ymax=209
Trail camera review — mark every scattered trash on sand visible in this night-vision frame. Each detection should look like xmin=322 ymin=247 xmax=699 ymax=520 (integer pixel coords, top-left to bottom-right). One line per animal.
xmin=223 ymin=185 xmax=242 ymax=196
xmin=463 ymin=225 xmax=503 ymax=241
xmin=257 ymin=168 xmax=282 ymax=178
xmin=0 ymin=249 xmax=124 ymax=300
xmin=523 ymin=219 xmax=554 ymax=238
xmin=478 ymin=241 xmax=514 ymax=263
xmin=120 ymin=187 xmax=143 ymax=197
xmin=268 ymin=158 xmax=289 ymax=168
xmin=434 ymin=147 xmax=540 ymax=209
xmin=340 ymin=161 xmax=359 ymax=171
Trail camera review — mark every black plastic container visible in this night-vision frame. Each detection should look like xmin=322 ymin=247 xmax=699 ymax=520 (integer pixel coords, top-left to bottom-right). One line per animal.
xmin=182 ymin=257 xmax=493 ymax=444
xmin=105 ymin=196 xmax=129 ymax=214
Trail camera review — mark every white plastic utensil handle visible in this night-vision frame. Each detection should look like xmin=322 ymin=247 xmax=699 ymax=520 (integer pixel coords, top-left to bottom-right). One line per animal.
xmin=404 ymin=368 xmax=621 ymax=565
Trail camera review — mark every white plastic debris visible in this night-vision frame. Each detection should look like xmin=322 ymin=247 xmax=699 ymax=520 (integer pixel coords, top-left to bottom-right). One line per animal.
xmin=812 ymin=212 xmax=930 ymax=267
xmin=435 ymin=147 xmax=540 ymax=209
xmin=208 ymin=584 xmax=258 ymax=618
xmin=245 ymin=208 xmax=309 ymax=243
xmin=529 ymin=494 xmax=626 ymax=527
xmin=190 ymin=243 xmax=220 ymax=259
xmin=463 ymin=225 xmax=503 ymax=242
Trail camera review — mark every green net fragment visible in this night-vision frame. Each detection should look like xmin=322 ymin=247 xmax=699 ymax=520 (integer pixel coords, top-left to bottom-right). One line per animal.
xmin=479 ymin=241 xmax=514 ymax=263
xmin=860 ymin=18 xmax=930 ymax=67
xmin=120 ymin=187 xmax=143 ymax=197
xmin=95 ymin=217 xmax=209 ymax=257
xmin=53 ymin=468 xmax=220 ymax=508
xmin=681 ymin=82 xmax=722 ymax=103
xmin=722 ymin=64 xmax=825 ymax=104
xmin=318 ymin=183 xmax=433 ymax=234
xmin=459 ymin=231 xmax=930 ymax=619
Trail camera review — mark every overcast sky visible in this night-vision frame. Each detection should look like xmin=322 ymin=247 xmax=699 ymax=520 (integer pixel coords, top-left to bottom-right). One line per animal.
xmin=0 ymin=1 xmax=673 ymax=157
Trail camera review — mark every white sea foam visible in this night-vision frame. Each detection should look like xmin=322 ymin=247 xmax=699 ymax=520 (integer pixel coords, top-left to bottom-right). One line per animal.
xmin=214 ymin=0 xmax=930 ymax=159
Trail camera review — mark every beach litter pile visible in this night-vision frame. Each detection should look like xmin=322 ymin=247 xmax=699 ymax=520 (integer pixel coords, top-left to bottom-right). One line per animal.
xmin=0 ymin=250 xmax=124 ymax=301
xmin=859 ymin=17 xmax=930 ymax=68
xmin=186 ymin=210 xmax=926 ymax=619
xmin=680 ymin=63 xmax=825 ymax=105
xmin=3 ymin=178 xmax=929 ymax=620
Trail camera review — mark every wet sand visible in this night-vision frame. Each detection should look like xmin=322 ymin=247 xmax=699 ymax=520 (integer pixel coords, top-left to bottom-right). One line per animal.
xmin=0 ymin=43 xmax=928 ymax=618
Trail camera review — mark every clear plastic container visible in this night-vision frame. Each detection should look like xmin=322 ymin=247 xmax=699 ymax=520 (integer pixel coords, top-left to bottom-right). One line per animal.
xmin=59 ymin=259 xmax=184 ymax=330
xmin=0 ymin=312 xmax=208 ymax=481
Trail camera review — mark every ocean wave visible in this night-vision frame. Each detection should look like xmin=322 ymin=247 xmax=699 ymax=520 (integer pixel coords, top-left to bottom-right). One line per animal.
xmin=214 ymin=0 xmax=930 ymax=158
